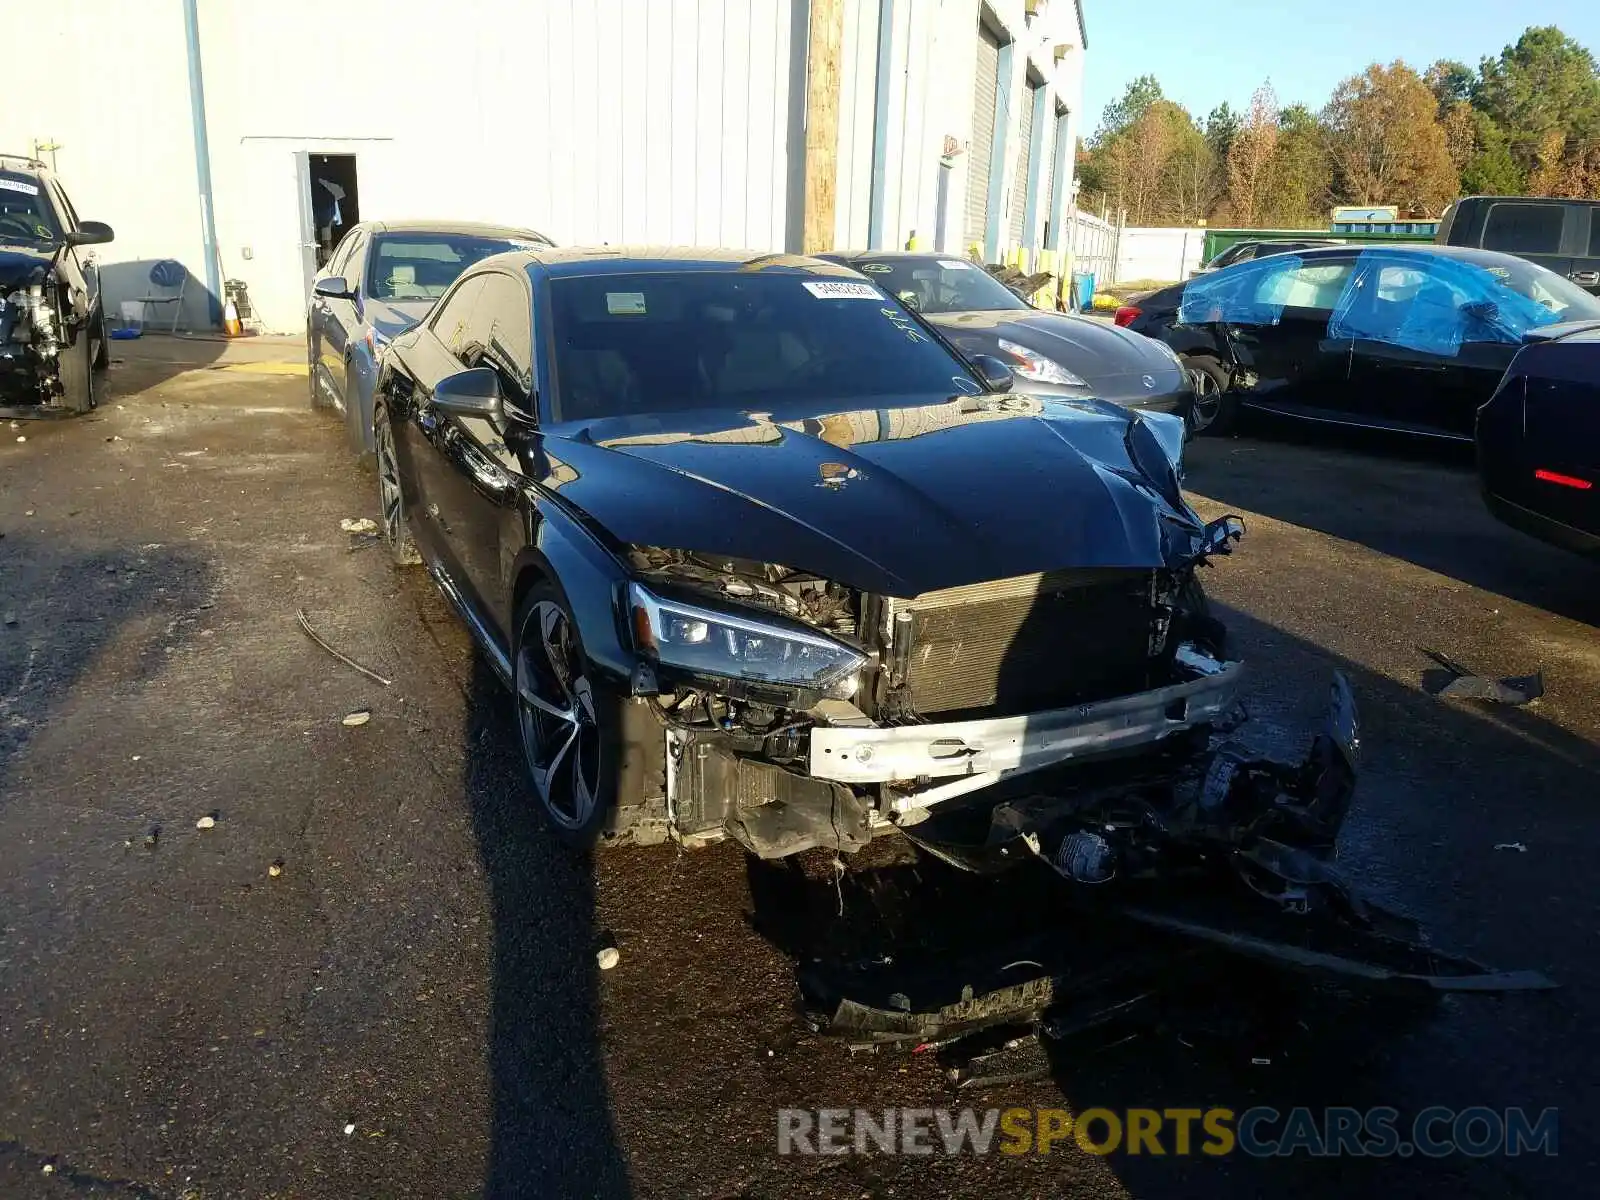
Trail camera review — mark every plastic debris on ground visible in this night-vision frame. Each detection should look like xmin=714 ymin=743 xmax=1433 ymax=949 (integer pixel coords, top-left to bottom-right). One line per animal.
xmin=1420 ymin=648 xmax=1543 ymax=705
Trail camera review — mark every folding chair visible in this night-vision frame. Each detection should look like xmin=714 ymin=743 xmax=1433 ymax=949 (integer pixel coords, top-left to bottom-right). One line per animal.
xmin=130 ymin=260 xmax=188 ymax=333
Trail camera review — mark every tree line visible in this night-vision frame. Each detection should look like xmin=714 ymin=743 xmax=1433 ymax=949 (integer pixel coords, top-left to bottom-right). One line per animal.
xmin=1076 ymin=26 xmax=1600 ymax=228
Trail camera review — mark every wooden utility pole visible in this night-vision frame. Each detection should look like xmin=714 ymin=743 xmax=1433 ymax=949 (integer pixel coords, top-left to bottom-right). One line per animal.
xmin=802 ymin=0 xmax=845 ymax=254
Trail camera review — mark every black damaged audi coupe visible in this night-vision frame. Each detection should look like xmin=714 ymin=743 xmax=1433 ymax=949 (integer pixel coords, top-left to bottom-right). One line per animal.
xmin=371 ymin=247 xmax=1330 ymax=867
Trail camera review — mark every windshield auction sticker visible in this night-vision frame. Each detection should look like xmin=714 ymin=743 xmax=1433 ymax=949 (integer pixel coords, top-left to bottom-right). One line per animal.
xmin=803 ymin=281 xmax=881 ymax=300
xmin=605 ymin=292 xmax=648 ymax=315
xmin=0 ymin=177 xmax=41 ymax=196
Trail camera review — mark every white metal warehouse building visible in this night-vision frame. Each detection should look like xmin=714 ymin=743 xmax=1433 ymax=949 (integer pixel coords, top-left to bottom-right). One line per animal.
xmin=3 ymin=0 xmax=1085 ymax=333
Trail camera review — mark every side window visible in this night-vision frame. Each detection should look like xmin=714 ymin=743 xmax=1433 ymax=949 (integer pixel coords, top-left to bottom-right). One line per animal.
xmin=431 ymin=275 xmax=487 ymax=360
xmin=1484 ymin=203 xmax=1565 ymax=255
xmin=326 ymin=229 xmax=360 ymax=278
xmin=340 ymin=232 xmax=369 ymax=292
xmin=473 ymin=274 xmax=534 ymax=395
xmin=1255 ymin=262 xmax=1355 ymax=312
xmin=1589 ymin=207 xmax=1600 ymax=257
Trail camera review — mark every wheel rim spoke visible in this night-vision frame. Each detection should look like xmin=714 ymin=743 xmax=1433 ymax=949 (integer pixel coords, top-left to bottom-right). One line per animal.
xmin=520 ymin=683 xmax=574 ymax=722
xmin=516 ymin=599 xmax=600 ymax=829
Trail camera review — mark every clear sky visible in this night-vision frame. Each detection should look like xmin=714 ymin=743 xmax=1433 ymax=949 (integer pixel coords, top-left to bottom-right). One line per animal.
xmin=1079 ymin=0 xmax=1600 ymax=135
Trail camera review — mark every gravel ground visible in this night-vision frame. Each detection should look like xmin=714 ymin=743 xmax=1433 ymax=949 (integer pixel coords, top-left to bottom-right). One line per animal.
xmin=1 ymin=339 xmax=1596 ymax=1198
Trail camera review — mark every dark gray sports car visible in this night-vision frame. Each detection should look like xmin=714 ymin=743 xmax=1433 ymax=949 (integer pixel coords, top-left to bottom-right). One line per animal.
xmin=828 ymin=251 xmax=1194 ymax=426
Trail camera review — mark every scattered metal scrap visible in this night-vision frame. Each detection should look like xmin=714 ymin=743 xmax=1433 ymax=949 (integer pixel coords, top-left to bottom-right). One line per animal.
xmin=295 ymin=607 xmax=392 ymax=687
xmin=797 ymin=673 xmax=1554 ymax=1076
xmin=1420 ymin=647 xmax=1543 ymax=705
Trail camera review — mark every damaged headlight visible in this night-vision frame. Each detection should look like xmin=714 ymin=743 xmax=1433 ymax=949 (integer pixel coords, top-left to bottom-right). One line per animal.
xmin=996 ymin=338 xmax=1087 ymax=387
xmin=627 ymin=581 xmax=865 ymax=697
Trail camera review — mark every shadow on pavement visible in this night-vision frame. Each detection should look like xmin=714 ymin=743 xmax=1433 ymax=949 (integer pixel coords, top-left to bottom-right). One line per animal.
xmin=0 ymin=535 xmax=213 ymax=789
xmin=461 ymin=656 xmax=632 ymax=1198
xmin=1185 ymin=424 xmax=1600 ymax=627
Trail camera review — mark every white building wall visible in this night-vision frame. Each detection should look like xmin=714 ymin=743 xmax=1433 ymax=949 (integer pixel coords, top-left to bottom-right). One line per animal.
xmin=0 ymin=1 xmax=207 ymax=328
xmin=3 ymin=0 xmax=1083 ymax=332
xmin=838 ymin=0 xmax=1084 ymax=265
xmin=197 ymin=0 xmax=802 ymax=331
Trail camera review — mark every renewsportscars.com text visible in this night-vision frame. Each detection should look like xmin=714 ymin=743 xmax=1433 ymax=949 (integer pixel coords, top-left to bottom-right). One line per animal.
xmin=777 ymin=1105 xmax=1558 ymax=1158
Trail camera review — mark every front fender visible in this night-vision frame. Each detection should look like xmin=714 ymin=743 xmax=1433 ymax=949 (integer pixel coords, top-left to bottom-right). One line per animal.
xmin=512 ymin=493 xmax=634 ymax=684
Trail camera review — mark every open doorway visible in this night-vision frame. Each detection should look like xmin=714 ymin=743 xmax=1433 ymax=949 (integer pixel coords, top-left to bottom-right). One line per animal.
xmin=305 ymin=153 xmax=359 ymax=267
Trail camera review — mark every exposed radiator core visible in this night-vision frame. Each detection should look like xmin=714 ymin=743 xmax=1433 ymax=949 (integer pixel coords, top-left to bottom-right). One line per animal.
xmin=896 ymin=568 xmax=1161 ymax=716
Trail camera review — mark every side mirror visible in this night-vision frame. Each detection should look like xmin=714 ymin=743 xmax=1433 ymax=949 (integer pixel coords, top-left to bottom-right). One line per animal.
xmin=312 ymin=276 xmax=354 ymax=300
xmin=969 ymin=353 xmax=1015 ymax=393
xmin=66 ymin=220 xmax=113 ymax=247
xmin=432 ymin=366 xmax=503 ymax=420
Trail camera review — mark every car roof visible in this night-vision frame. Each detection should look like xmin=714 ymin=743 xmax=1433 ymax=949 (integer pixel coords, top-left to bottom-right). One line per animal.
xmin=363 ymin=219 xmax=550 ymax=240
xmin=489 ymin=246 xmax=867 ymax=279
xmin=0 ymin=154 xmax=47 ymax=177
xmin=1264 ymin=243 xmax=1539 ymax=270
xmin=827 ymin=250 xmax=973 ymax=263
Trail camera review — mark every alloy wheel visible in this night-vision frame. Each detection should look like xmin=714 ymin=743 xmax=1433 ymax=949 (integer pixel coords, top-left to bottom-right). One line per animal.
xmin=516 ymin=600 xmax=602 ymax=830
xmin=1188 ymin=366 xmax=1222 ymax=433
xmin=375 ymin=413 xmax=404 ymax=546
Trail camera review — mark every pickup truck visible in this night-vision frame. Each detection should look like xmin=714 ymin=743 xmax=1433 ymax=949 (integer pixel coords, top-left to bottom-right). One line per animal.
xmin=1437 ymin=196 xmax=1600 ymax=295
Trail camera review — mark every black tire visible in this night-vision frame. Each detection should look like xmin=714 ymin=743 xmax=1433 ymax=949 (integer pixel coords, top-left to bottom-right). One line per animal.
xmin=307 ymin=329 xmax=329 ymax=410
xmin=513 ymin=581 xmax=623 ymax=848
xmin=59 ymin=325 xmax=96 ymax=414
xmin=91 ymin=305 xmax=109 ymax=371
xmin=373 ymin=403 xmax=421 ymax=567
xmin=1182 ymin=355 xmax=1238 ymax=436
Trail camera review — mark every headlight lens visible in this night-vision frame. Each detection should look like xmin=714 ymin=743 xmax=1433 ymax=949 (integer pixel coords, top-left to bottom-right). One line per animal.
xmin=628 ymin=582 xmax=864 ymax=696
xmin=996 ymin=337 xmax=1086 ymax=386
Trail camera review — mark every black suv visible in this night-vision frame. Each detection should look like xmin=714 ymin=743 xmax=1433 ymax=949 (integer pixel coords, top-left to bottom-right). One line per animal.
xmin=1437 ymin=196 xmax=1600 ymax=295
xmin=0 ymin=153 xmax=114 ymax=416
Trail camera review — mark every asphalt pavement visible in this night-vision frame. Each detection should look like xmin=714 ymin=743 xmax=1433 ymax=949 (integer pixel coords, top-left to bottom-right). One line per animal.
xmin=1 ymin=339 xmax=1596 ymax=1198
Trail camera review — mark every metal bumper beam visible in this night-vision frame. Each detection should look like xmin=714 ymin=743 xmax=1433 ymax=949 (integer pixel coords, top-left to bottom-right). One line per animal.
xmin=809 ymin=653 xmax=1244 ymax=803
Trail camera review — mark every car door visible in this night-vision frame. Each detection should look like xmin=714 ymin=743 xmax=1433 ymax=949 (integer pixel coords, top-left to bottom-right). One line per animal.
xmin=1336 ymin=257 xmax=1518 ymax=437
xmin=428 ymin=271 xmax=536 ymax=637
xmin=1201 ymin=254 xmax=1357 ymax=411
xmin=48 ymin=180 xmax=99 ymax=325
xmin=397 ymin=273 xmax=491 ymax=597
xmin=1575 ymin=206 xmax=1600 ymax=295
xmin=316 ymin=229 xmax=366 ymax=405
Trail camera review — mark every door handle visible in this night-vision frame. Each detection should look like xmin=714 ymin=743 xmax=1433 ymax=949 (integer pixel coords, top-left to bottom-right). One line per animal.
xmin=1570 ymin=271 xmax=1600 ymax=286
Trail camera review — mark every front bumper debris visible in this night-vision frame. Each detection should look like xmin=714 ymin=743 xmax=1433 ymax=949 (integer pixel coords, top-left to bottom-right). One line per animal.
xmin=809 ymin=645 xmax=1243 ymax=809
xmin=798 ymin=677 xmax=1552 ymax=1064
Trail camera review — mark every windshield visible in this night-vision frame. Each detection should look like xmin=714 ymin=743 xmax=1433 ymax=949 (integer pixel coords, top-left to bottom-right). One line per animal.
xmin=850 ymin=256 xmax=1030 ymax=314
xmin=367 ymin=233 xmax=536 ymax=301
xmin=0 ymin=173 xmax=59 ymax=245
xmin=548 ymin=271 xmax=978 ymax=422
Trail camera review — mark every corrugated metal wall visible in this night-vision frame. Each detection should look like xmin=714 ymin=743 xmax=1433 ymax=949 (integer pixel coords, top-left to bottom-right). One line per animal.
xmin=834 ymin=0 xmax=881 ymax=250
xmin=1009 ymin=80 xmax=1038 ymax=245
xmin=965 ymin=26 xmax=1001 ymax=249
xmin=197 ymin=0 xmax=805 ymax=329
xmin=470 ymin=0 xmax=799 ymax=249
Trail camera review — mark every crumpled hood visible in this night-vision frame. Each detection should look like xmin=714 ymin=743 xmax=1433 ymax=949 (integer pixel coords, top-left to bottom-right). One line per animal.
xmin=366 ymin=298 xmax=434 ymax=341
xmin=0 ymin=244 xmax=54 ymax=291
xmin=932 ymin=308 xmax=1183 ymax=391
xmin=538 ymin=394 xmax=1203 ymax=597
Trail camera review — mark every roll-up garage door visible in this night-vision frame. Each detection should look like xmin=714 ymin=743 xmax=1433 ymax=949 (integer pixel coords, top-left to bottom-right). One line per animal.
xmin=1010 ymin=81 xmax=1039 ymax=246
xmin=1044 ymin=107 xmax=1059 ymax=239
xmin=964 ymin=26 xmax=1001 ymax=251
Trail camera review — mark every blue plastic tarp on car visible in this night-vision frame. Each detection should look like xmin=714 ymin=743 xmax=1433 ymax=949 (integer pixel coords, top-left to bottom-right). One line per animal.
xmin=1178 ymin=256 xmax=1306 ymax=328
xmin=1328 ymin=250 xmax=1567 ymax=357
